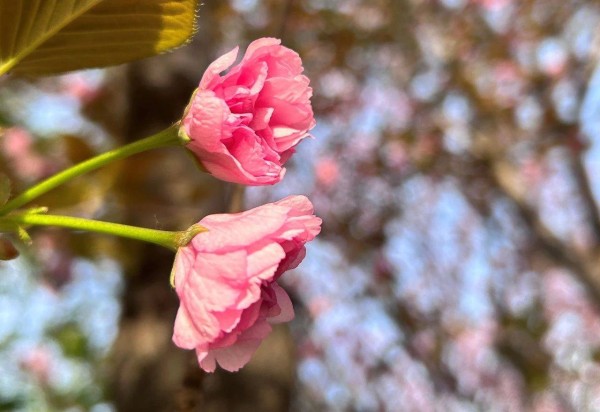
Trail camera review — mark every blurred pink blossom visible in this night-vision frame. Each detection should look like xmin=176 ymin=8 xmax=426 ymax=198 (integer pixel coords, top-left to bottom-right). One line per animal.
xmin=473 ymin=0 xmax=513 ymax=10
xmin=492 ymin=62 xmax=524 ymax=107
xmin=181 ymin=38 xmax=315 ymax=185
xmin=60 ymin=73 xmax=102 ymax=104
xmin=1 ymin=127 xmax=51 ymax=181
xmin=520 ymin=158 xmax=545 ymax=187
xmin=384 ymin=141 xmax=410 ymax=171
xmin=172 ymin=195 xmax=321 ymax=372
xmin=451 ymin=324 xmax=497 ymax=391
xmin=307 ymin=296 xmax=333 ymax=317
xmin=314 ymin=156 xmax=340 ymax=188
xmin=536 ymin=39 xmax=568 ymax=78
xmin=20 ymin=346 xmax=52 ymax=384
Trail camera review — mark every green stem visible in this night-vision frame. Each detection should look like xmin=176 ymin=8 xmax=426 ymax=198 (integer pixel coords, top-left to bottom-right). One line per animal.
xmin=0 ymin=124 xmax=181 ymax=216
xmin=3 ymin=213 xmax=184 ymax=251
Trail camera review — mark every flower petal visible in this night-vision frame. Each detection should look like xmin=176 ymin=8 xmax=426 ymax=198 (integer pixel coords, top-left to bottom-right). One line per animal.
xmin=200 ymin=46 xmax=239 ymax=90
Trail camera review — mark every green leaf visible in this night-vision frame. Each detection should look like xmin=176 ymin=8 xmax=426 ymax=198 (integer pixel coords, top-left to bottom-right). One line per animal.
xmin=0 ymin=0 xmax=198 ymax=76
xmin=0 ymin=173 xmax=9 ymax=206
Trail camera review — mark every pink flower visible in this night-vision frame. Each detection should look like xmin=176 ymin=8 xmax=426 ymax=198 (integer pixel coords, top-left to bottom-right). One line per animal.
xmin=172 ymin=195 xmax=321 ymax=372
xmin=181 ymin=38 xmax=315 ymax=185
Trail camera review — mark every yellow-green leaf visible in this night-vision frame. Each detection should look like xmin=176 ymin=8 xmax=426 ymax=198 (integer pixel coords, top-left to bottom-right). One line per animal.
xmin=0 ymin=0 xmax=198 ymax=76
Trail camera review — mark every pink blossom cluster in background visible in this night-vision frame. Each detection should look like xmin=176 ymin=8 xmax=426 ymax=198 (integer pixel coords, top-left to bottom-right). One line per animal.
xmin=240 ymin=0 xmax=600 ymax=409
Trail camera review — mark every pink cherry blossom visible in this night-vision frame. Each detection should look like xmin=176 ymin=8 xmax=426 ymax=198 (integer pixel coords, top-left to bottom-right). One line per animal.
xmin=181 ymin=38 xmax=315 ymax=185
xmin=172 ymin=195 xmax=321 ymax=372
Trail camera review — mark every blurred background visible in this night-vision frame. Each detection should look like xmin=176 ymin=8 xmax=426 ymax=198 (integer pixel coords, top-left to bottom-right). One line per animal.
xmin=2 ymin=0 xmax=600 ymax=410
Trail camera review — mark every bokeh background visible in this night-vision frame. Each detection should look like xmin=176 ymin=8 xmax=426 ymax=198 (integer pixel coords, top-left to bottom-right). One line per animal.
xmin=3 ymin=0 xmax=600 ymax=410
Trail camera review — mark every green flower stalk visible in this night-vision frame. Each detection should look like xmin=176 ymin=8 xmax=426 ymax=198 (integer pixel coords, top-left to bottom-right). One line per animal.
xmin=0 ymin=125 xmax=182 ymax=216
xmin=0 ymin=210 xmax=206 ymax=251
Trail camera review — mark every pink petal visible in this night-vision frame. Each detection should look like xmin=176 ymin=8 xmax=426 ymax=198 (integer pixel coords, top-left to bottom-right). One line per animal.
xmin=212 ymin=307 xmax=244 ymax=333
xmin=246 ymin=242 xmax=286 ymax=281
xmin=184 ymin=91 xmax=232 ymax=152
xmin=197 ymin=349 xmax=217 ymax=373
xmin=243 ymin=38 xmax=281 ymax=61
xmin=200 ymin=47 xmax=239 ymax=90
xmin=225 ymin=127 xmax=282 ymax=177
xmin=275 ymin=246 xmax=306 ymax=278
xmin=194 ymin=205 xmax=291 ymax=252
xmin=173 ymin=304 xmax=219 ymax=349
xmin=172 ymin=246 xmax=196 ymax=292
xmin=250 ymin=107 xmax=274 ymax=131
xmin=274 ymin=195 xmax=314 ymax=215
xmin=269 ymin=283 xmax=295 ymax=323
xmin=211 ymin=321 xmax=272 ymax=372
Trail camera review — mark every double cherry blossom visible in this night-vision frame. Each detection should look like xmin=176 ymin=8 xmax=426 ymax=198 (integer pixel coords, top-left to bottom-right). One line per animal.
xmin=172 ymin=39 xmax=319 ymax=372
xmin=181 ymin=37 xmax=315 ymax=186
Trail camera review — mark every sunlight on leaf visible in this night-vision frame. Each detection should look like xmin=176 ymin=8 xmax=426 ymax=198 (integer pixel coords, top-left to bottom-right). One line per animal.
xmin=0 ymin=0 xmax=199 ymax=76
